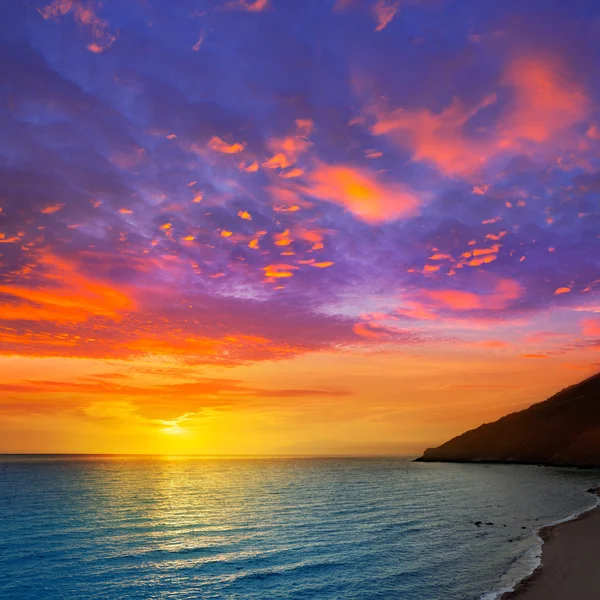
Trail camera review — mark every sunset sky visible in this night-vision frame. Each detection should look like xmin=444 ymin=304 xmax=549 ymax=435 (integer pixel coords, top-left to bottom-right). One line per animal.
xmin=1 ymin=0 xmax=599 ymax=455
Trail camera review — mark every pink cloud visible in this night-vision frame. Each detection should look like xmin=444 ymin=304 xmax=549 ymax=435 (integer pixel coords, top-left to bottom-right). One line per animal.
xmin=475 ymin=340 xmax=511 ymax=349
xmin=370 ymin=56 xmax=590 ymax=178
xmin=38 ymin=0 xmax=73 ymax=19
xmin=226 ymin=0 xmax=269 ymax=11
xmin=500 ymin=56 xmax=589 ymax=146
xmin=581 ymin=318 xmax=600 ymax=337
xmin=333 ymin=0 xmax=356 ymax=12
xmin=39 ymin=0 xmax=116 ymax=53
xmin=373 ymin=0 xmax=400 ymax=32
xmin=371 ymin=95 xmax=497 ymax=177
xmin=424 ymin=278 xmax=523 ymax=312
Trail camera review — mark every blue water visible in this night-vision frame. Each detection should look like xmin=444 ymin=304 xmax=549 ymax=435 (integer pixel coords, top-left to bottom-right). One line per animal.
xmin=0 ymin=457 xmax=598 ymax=600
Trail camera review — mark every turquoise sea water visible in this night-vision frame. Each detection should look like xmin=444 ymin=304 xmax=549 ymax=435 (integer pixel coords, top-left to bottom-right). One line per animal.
xmin=0 ymin=456 xmax=598 ymax=600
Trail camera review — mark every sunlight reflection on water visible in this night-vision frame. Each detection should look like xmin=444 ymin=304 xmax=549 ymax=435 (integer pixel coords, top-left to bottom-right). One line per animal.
xmin=0 ymin=457 xmax=598 ymax=600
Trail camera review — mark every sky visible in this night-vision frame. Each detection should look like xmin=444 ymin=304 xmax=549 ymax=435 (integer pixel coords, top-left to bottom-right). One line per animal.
xmin=0 ymin=0 xmax=599 ymax=455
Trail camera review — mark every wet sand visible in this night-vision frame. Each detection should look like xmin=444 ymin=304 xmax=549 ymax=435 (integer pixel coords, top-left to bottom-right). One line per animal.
xmin=502 ymin=490 xmax=600 ymax=600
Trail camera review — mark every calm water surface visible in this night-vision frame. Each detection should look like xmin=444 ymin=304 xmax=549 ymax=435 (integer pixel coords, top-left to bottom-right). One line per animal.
xmin=0 ymin=456 xmax=598 ymax=600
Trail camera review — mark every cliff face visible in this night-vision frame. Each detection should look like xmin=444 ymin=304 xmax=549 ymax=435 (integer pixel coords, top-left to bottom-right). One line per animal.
xmin=416 ymin=373 xmax=600 ymax=468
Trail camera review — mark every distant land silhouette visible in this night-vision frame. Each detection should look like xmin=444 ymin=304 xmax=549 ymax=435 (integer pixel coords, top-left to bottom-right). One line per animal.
xmin=416 ymin=372 xmax=600 ymax=468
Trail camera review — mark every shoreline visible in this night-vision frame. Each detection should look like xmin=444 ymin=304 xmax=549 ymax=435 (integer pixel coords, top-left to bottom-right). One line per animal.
xmin=414 ymin=457 xmax=600 ymax=469
xmin=495 ymin=488 xmax=600 ymax=600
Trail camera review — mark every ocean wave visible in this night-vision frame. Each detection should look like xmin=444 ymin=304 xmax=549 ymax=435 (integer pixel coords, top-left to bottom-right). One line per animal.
xmin=222 ymin=559 xmax=348 ymax=584
xmin=480 ymin=491 xmax=600 ymax=600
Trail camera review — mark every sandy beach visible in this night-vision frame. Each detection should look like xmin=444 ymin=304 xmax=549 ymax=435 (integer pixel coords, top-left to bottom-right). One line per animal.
xmin=502 ymin=490 xmax=600 ymax=599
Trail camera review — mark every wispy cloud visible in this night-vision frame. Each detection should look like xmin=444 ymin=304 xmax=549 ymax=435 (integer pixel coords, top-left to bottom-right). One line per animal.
xmin=373 ymin=0 xmax=400 ymax=31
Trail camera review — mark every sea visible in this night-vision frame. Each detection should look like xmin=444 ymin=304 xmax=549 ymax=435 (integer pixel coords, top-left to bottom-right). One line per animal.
xmin=0 ymin=456 xmax=598 ymax=600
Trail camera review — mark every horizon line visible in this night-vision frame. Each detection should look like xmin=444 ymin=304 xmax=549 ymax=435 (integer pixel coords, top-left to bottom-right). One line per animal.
xmin=0 ymin=452 xmax=419 ymax=459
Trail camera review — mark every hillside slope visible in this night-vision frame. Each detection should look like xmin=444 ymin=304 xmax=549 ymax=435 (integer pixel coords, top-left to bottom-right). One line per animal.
xmin=416 ymin=373 xmax=600 ymax=468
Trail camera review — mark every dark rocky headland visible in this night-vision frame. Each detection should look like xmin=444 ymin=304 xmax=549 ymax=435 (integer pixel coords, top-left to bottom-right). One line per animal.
xmin=416 ymin=372 xmax=600 ymax=468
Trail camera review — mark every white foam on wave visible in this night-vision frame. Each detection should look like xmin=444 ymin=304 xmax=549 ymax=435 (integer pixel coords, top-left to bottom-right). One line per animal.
xmin=480 ymin=491 xmax=600 ymax=600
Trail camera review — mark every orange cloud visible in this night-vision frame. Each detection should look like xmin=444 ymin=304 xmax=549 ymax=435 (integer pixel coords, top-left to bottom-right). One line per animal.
xmin=280 ymin=168 xmax=304 ymax=178
xmin=353 ymin=322 xmax=383 ymax=339
xmin=263 ymin=153 xmax=291 ymax=169
xmin=273 ymin=204 xmax=299 ymax=213
xmin=423 ymin=264 xmax=441 ymax=273
xmin=241 ymin=161 xmax=259 ymax=172
xmin=373 ymin=0 xmax=400 ymax=32
xmin=0 ymin=254 xmax=135 ymax=323
xmin=263 ymin=121 xmax=313 ymax=170
xmin=467 ymin=254 xmax=498 ymax=267
xmin=485 ymin=231 xmax=507 ymax=241
xmin=311 ymin=261 xmax=335 ymax=268
xmin=262 ymin=264 xmax=298 ymax=279
xmin=554 ymin=287 xmax=571 ymax=295
xmin=41 ymin=204 xmax=65 ymax=214
xmin=304 ymin=164 xmax=421 ymax=223
xmin=294 ymin=227 xmax=328 ymax=246
xmin=474 ymin=245 xmax=500 ymax=256
xmin=0 ymin=375 xmax=350 ymax=423
xmin=274 ymin=230 xmax=292 ymax=246
xmin=0 ymin=234 xmax=24 ymax=244
xmin=207 ymin=136 xmax=245 ymax=154
xmin=428 ymin=253 xmax=453 ymax=261
xmin=0 ymin=318 xmax=312 ymax=365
